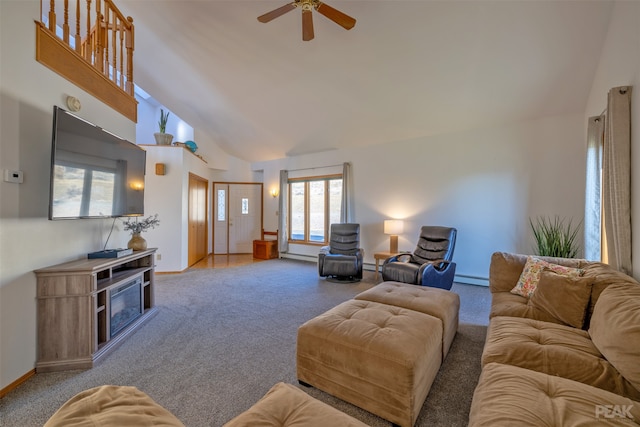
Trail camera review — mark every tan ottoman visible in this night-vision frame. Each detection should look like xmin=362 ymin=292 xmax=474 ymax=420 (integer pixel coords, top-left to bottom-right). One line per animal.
xmin=297 ymin=299 xmax=443 ymax=427
xmin=224 ymin=382 xmax=368 ymax=427
xmin=44 ymin=385 xmax=185 ymax=427
xmin=354 ymin=281 xmax=460 ymax=360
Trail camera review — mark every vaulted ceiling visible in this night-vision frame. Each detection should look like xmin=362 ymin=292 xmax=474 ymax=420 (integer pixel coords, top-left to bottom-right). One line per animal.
xmin=117 ymin=0 xmax=614 ymax=163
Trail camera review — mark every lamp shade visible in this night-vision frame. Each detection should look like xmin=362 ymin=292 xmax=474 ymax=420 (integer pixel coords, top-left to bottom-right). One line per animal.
xmin=384 ymin=219 xmax=404 ymax=235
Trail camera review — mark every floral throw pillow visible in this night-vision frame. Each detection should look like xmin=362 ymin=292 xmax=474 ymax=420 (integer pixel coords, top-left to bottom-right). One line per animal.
xmin=510 ymin=256 xmax=583 ymax=298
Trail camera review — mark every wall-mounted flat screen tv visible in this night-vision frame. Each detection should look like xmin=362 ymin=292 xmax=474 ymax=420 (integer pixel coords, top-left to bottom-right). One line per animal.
xmin=49 ymin=106 xmax=146 ymax=220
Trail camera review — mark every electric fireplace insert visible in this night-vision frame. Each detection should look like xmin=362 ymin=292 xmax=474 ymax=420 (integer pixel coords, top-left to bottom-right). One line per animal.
xmin=110 ymin=277 xmax=142 ymax=338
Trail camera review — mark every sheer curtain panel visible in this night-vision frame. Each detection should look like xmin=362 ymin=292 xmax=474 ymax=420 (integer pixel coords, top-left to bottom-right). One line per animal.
xmin=584 ymin=115 xmax=604 ymax=261
xmin=340 ymin=162 xmax=354 ymax=223
xmin=278 ymin=170 xmax=289 ymax=253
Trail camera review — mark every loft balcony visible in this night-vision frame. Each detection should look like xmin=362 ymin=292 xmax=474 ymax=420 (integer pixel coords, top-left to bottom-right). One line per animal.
xmin=36 ymin=0 xmax=137 ymax=122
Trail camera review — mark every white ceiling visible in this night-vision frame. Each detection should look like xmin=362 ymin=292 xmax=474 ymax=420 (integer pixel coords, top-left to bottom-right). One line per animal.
xmin=117 ymin=0 xmax=614 ymax=163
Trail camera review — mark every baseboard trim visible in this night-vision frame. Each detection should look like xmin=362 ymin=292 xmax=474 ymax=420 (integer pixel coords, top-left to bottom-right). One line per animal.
xmin=0 ymin=369 xmax=35 ymax=399
xmin=454 ymin=274 xmax=489 ymax=287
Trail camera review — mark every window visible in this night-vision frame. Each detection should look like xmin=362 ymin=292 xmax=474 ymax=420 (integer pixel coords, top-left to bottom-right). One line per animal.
xmin=288 ymin=175 xmax=342 ymax=244
xmin=217 ymin=189 xmax=226 ymax=221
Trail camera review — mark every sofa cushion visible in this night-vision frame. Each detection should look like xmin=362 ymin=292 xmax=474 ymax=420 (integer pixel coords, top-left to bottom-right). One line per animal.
xmin=589 ymin=282 xmax=640 ymax=393
xmin=581 ymin=262 xmax=640 ymax=328
xmin=44 ymin=385 xmax=185 ymax=427
xmin=490 ymin=291 xmax=567 ymax=326
xmin=510 ymin=256 xmax=584 ymax=298
xmin=469 ymin=363 xmax=640 ymax=427
xmin=482 ymin=317 xmax=640 ymax=400
xmin=489 ymin=252 xmax=583 ymax=294
xmin=528 ymin=270 xmax=593 ymax=328
xmin=223 ymin=382 xmax=369 ymax=427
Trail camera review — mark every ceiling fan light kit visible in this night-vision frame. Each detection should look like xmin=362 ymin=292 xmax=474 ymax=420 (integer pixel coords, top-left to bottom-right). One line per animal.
xmin=258 ymin=0 xmax=356 ymax=41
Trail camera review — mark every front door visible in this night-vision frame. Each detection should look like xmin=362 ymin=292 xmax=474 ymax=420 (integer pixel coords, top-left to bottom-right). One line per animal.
xmin=213 ymin=183 xmax=262 ymax=254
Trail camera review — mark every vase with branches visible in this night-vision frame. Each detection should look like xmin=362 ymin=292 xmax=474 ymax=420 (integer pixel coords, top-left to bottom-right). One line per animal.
xmin=529 ymin=215 xmax=582 ymax=258
xmin=122 ymin=214 xmax=160 ymax=250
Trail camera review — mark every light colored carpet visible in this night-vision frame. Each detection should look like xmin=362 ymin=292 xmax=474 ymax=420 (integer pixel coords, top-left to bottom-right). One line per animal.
xmin=0 ymin=259 xmax=490 ymax=426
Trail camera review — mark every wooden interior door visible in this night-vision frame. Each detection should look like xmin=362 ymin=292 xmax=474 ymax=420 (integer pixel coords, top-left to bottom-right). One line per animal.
xmin=188 ymin=173 xmax=208 ymax=266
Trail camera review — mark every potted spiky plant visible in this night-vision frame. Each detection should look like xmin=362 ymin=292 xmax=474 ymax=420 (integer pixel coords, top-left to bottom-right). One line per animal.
xmin=153 ymin=109 xmax=173 ymax=145
xmin=529 ymin=215 xmax=582 ymax=258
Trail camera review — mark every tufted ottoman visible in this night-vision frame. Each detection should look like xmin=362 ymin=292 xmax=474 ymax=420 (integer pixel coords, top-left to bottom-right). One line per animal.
xmin=297 ymin=298 xmax=444 ymax=427
xmin=224 ymin=382 xmax=368 ymax=427
xmin=354 ymin=281 xmax=460 ymax=361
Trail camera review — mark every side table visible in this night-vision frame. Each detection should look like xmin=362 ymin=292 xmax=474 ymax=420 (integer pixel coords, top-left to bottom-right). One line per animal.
xmin=373 ymin=251 xmax=399 ymax=280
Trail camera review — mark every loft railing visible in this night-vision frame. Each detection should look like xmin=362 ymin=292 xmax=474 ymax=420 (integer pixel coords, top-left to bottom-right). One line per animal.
xmin=36 ymin=0 xmax=138 ymax=121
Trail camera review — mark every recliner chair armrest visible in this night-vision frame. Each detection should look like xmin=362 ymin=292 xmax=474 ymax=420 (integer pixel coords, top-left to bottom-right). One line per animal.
xmin=383 ymin=252 xmax=412 ymax=265
xmin=419 ymin=261 xmax=456 ymax=290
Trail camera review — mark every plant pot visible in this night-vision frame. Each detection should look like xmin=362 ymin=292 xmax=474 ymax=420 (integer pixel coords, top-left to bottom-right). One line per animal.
xmin=127 ymin=232 xmax=147 ymax=251
xmin=154 ymin=133 xmax=173 ymax=145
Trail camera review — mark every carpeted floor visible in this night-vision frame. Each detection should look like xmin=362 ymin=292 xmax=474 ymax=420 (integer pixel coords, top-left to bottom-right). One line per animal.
xmin=0 ymin=259 xmax=490 ymax=427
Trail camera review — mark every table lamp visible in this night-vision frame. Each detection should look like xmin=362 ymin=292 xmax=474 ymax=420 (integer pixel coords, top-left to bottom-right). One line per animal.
xmin=383 ymin=219 xmax=404 ymax=253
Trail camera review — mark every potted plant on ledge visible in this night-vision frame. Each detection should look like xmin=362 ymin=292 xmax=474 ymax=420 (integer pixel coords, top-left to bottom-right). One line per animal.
xmin=122 ymin=214 xmax=160 ymax=250
xmin=154 ymin=109 xmax=173 ymax=145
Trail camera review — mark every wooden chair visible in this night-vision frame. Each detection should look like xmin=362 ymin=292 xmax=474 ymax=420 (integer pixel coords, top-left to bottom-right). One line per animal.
xmin=253 ymin=229 xmax=279 ymax=260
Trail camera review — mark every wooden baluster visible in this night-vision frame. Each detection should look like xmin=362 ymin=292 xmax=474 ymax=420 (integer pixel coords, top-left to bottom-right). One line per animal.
xmin=125 ymin=16 xmax=134 ymax=95
xmin=75 ymin=0 xmax=81 ymax=53
xmin=48 ymin=0 xmax=56 ymax=32
xmin=62 ymin=0 xmax=69 ymax=43
xmin=85 ymin=0 xmax=91 ymax=62
xmin=103 ymin=6 xmax=109 ymax=76
xmin=95 ymin=0 xmax=102 ymax=71
xmin=119 ymin=23 xmax=124 ymax=89
xmin=111 ymin=14 xmax=117 ymax=82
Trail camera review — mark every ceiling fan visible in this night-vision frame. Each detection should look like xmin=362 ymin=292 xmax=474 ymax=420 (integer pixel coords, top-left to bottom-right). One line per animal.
xmin=257 ymin=0 xmax=356 ymax=41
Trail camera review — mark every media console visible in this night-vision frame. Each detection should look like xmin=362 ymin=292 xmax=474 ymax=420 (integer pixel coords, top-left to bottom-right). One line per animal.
xmin=34 ymin=249 xmax=158 ymax=372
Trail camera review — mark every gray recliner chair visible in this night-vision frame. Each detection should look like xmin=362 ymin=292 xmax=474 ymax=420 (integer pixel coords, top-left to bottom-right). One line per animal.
xmin=318 ymin=223 xmax=363 ymax=282
xmin=381 ymin=226 xmax=457 ymax=290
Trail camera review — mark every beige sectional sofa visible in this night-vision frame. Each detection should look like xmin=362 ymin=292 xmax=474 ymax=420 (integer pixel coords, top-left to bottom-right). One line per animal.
xmin=469 ymin=252 xmax=640 ymax=426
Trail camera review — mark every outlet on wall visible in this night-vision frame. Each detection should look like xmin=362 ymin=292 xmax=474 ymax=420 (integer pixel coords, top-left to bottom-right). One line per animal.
xmin=3 ymin=169 xmax=23 ymax=183
xmin=156 ymin=254 xmax=162 ymax=261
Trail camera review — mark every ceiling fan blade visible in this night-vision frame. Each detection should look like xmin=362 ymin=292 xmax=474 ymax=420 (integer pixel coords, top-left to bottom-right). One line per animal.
xmin=302 ymin=9 xmax=314 ymax=41
xmin=257 ymin=3 xmax=297 ymax=23
xmin=315 ymin=2 xmax=356 ymax=30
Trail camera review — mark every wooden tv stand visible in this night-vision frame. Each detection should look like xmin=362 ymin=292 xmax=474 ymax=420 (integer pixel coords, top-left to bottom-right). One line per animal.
xmin=34 ymin=249 xmax=158 ymax=372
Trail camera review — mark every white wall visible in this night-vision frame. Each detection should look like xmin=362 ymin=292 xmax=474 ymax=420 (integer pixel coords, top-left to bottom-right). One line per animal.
xmin=583 ymin=1 xmax=640 ymax=280
xmin=0 ymin=1 xmax=139 ymax=389
xmin=254 ymin=112 xmax=587 ymax=284
xmin=0 ymin=0 xmax=254 ymax=390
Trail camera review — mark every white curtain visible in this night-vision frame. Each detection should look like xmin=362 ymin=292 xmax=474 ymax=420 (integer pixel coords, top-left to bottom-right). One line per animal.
xmin=584 ymin=115 xmax=604 ymax=261
xmin=278 ymin=170 xmax=289 ymax=253
xmin=602 ymin=86 xmax=632 ymax=274
xmin=340 ymin=162 xmax=354 ymax=223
